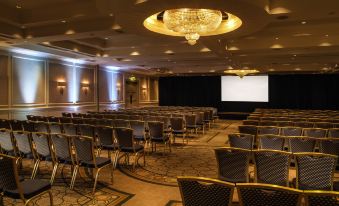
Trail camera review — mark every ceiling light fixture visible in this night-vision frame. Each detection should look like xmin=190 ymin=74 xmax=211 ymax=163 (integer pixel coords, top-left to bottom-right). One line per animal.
xmin=301 ymin=21 xmax=307 ymax=24
xmin=224 ymin=68 xmax=259 ymax=78
xmin=144 ymin=9 xmax=242 ymax=46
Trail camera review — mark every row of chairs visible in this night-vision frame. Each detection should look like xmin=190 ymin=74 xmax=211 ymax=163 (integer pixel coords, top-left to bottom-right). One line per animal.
xmin=178 ymin=176 xmax=339 ymax=206
xmin=244 ymin=119 xmax=339 ymax=128
xmin=214 ymin=148 xmax=337 ymax=190
xmin=247 ymin=116 xmax=339 ymax=123
xmin=239 ymin=125 xmax=339 ymax=138
xmin=229 ymin=133 xmax=339 ymax=155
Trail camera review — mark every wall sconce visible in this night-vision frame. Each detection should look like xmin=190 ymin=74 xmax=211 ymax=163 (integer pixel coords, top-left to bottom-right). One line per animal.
xmin=81 ymin=83 xmax=90 ymax=95
xmin=57 ymin=81 xmax=67 ymax=95
xmin=116 ymin=83 xmax=121 ymax=99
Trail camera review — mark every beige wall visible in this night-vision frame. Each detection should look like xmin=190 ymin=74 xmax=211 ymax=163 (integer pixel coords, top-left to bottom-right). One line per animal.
xmin=0 ymin=51 xmax=158 ymax=119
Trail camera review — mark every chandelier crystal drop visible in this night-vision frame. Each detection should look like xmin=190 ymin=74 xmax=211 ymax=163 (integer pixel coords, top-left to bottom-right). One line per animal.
xmin=163 ymin=8 xmax=223 ymax=45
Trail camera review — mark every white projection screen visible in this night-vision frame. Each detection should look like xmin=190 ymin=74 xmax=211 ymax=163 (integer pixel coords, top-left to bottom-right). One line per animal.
xmin=221 ymin=76 xmax=269 ymax=102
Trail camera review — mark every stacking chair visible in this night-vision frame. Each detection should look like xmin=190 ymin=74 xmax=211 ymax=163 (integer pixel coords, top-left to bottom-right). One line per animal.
xmin=148 ymin=121 xmax=171 ymax=153
xmin=0 ymin=129 xmax=16 ymax=156
xmin=114 ymin=127 xmax=145 ymax=170
xmin=257 ymin=126 xmax=280 ymax=135
xmin=50 ymin=134 xmax=74 ymax=184
xmin=228 ymin=133 xmax=254 ymax=150
xmin=71 ymin=135 xmax=114 ymax=193
xmin=177 ymin=177 xmax=234 ymax=206
xmin=78 ymin=124 xmax=96 ymax=138
xmin=12 ymin=131 xmax=35 ymax=160
xmin=238 ymin=125 xmax=257 ymax=136
xmin=214 ymin=147 xmax=251 ymax=183
xmin=48 ymin=123 xmax=62 ymax=134
xmin=0 ymin=119 xmax=11 ymax=130
xmin=113 ymin=119 xmax=130 ymax=128
xmin=22 ymin=121 xmax=36 ymax=132
xmin=203 ymin=111 xmax=211 ymax=130
xmin=328 ymin=128 xmax=339 ymax=138
xmin=258 ymin=135 xmax=285 ymax=151
xmin=130 ymin=120 xmax=148 ymax=144
xmin=294 ymin=153 xmax=337 ymax=190
xmin=253 ymin=150 xmax=291 ymax=186
xmin=71 ymin=118 xmax=83 ymax=125
xmin=62 ymin=112 xmax=72 ymax=117
xmin=96 ymin=126 xmax=119 ymax=167
xmin=62 ymin=123 xmax=77 ymax=135
xmin=26 ymin=115 xmax=36 ymax=121
xmin=9 ymin=120 xmax=24 ymax=131
xmin=0 ymin=154 xmax=53 ymax=206
xmin=96 ymin=119 xmax=112 ymax=127
xmin=288 ymin=136 xmax=317 ymax=153
xmin=47 ymin=116 xmax=59 ymax=123
xmin=195 ymin=112 xmax=205 ymax=134
xmin=314 ymin=122 xmax=332 ymax=129
xmin=82 ymin=118 xmax=97 ymax=126
xmin=259 ymin=121 xmax=277 ymax=126
xmin=237 ymin=183 xmax=302 ymax=206
xmin=170 ymin=117 xmax=187 ymax=144
xmin=280 ymin=127 xmax=302 ymax=137
xmin=59 ymin=117 xmax=72 ymax=123
xmin=304 ymin=190 xmax=339 ymax=206
xmin=243 ymin=120 xmax=259 ymax=126
xmin=34 ymin=122 xmax=50 ymax=133
xmin=185 ymin=114 xmax=199 ymax=134
xmin=303 ymin=128 xmax=327 ymax=138
xmin=276 ymin=121 xmax=294 ymax=127
xmin=319 ymin=138 xmax=339 ymax=156
xmin=31 ymin=132 xmax=55 ymax=179
xmin=294 ymin=122 xmax=314 ymax=128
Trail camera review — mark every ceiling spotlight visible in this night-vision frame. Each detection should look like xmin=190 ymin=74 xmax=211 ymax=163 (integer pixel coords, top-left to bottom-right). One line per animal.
xmin=275 ymin=37 xmax=279 ymax=40
xmin=61 ymin=20 xmax=67 ymax=23
xmin=16 ymin=5 xmax=22 ymax=9
xmin=209 ymin=69 xmax=216 ymax=73
xmin=130 ymin=51 xmax=140 ymax=56
xmin=301 ymin=21 xmax=307 ymax=24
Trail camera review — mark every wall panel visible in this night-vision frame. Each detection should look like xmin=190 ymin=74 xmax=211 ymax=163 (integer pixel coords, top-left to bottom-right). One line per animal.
xmin=49 ymin=62 xmax=74 ymax=103
xmin=0 ymin=55 xmax=8 ymax=106
xmin=99 ymin=69 xmax=112 ymax=102
xmin=76 ymin=67 xmax=95 ymax=103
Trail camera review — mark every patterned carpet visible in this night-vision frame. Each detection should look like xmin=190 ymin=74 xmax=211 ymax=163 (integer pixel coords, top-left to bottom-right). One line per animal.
xmin=118 ymin=121 xmax=234 ymax=186
xmin=3 ymin=161 xmax=134 ymax=206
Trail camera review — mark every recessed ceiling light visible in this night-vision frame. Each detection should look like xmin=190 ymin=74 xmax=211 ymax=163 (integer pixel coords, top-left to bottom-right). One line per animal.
xmin=61 ymin=20 xmax=67 ymax=23
xmin=188 ymin=70 xmax=193 ymax=73
xmin=319 ymin=42 xmax=332 ymax=47
xmin=104 ymin=37 xmax=109 ymax=40
xmin=164 ymin=50 xmax=174 ymax=54
xmin=275 ymin=37 xmax=279 ymax=40
xmin=295 ymin=68 xmax=301 ymax=71
xmin=130 ymin=51 xmax=140 ymax=56
xmin=109 ymin=13 xmax=114 ymax=17
xmin=293 ymin=54 xmax=297 ymax=57
xmin=209 ymin=70 xmax=215 ymax=73
xmin=293 ymin=33 xmax=312 ymax=37
xmin=269 ymin=69 xmax=275 ymax=71
xmin=16 ymin=5 xmax=22 ymax=9
xmin=325 ymin=34 xmax=329 ymax=37
xmin=322 ymin=67 xmax=329 ymax=71
xmin=200 ymin=47 xmax=211 ymax=52
xmin=122 ymin=58 xmax=132 ymax=62
xmin=301 ymin=21 xmax=307 ymax=24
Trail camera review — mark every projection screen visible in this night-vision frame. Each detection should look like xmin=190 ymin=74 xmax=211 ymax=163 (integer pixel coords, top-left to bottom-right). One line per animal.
xmin=221 ymin=76 xmax=269 ymax=102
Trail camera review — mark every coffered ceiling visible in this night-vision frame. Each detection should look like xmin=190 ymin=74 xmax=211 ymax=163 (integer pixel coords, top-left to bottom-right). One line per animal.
xmin=0 ymin=0 xmax=338 ymax=75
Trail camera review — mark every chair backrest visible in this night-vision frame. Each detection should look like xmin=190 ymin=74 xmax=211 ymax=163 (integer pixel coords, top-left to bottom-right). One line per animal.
xmin=257 ymin=126 xmax=280 ymax=135
xmin=96 ymin=119 xmax=112 ymax=127
xmin=78 ymin=124 xmax=95 ymax=138
xmin=34 ymin=121 xmax=50 ymax=133
xmin=303 ymin=128 xmax=327 ymax=138
xmin=228 ymin=133 xmax=254 ymax=150
xmin=177 ymin=177 xmax=234 ymax=206
xmin=130 ymin=121 xmax=146 ymax=137
xmin=237 ymin=183 xmax=302 ymax=206
xmin=0 ymin=129 xmax=15 ymax=154
xmin=59 ymin=117 xmax=72 ymax=123
xmin=238 ymin=125 xmax=257 ymax=136
xmin=170 ymin=117 xmax=185 ymax=130
xmin=319 ymin=138 xmax=339 ymax=156
xmin=96 ymin=126 xmax=114 ymax=146
xmin=72 ymin=135 xmax=94 ymax=163
xmin=114 ymin=127 xmax=134 ymax=148
xmin=258 ymin=134 xmax=285 ymax=151
xmin=62 ymin=112 xmax=72 ymax=117
xmin=280 ymin=127 xmax=302 ymax=136
xmin=185 ymin=115 xmax=196 ymax=126
xmin=313 ymin=122 xmax=332 ymax=129
xmin=148 ymin=121 xmax=164 ymax=138
xmin=304 ymin=190 xmax=339 ymax=206
xmin=214 ymin=147 xmax=251 ymax=183
xmin=259 ymin=121 xmax=277 ymax=126
xmin=82 ymin=118 xmax=97 ymax=125
xmin=254 ymin=150 xmax=291 ymax=186
xmin=243 ymin=120 xmax=259 ymax=126
xmin=0 ymin=119 xmax=11 ymax=130
xmin=49 ymin=123 xmax=62 ymax=134
xmin=288 ymin=136 xmax=317 ymax=153
xmin=294 ymin=122 xmax=314 ymax=128
xmin=328 ymin=128 xmax=339 ymax=138
xmin=276 ymin=121 xmax=294 ymax=127
xmin=113 ymin=119 xmax=130 ymax=128
xmin=50 ymin=134 xmax=72 ymax=161
xmin=31 ymin=132 xmax=52 ymax=158
xmin=62 ymin=123 xmax=77 ymax=135
xmin=26 ymin=115 xmax=36 ymax=121
xmin=72 ymin=118 xmax=83 ymax=125
xmin=295 ymin=153 xmax=337 ymax=190
xmin=9 ymin=120 xmax=23 ymax=131
xmin=195 ymin=112 xmax=204 ymax=125
xmin=22 ymin=121 xmax=36 ymax=132
xmin=0 ymin=154 xmax=24 ymax=199
xmin=12 ymin=131 xmax=33 ymax=156
xmin=47 ymin=116 xmax=59 ymax=123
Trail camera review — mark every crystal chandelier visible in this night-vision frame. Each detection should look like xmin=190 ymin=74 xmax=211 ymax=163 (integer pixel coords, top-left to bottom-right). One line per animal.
xmin=163 ymin=8 xmax=222 ymax=45
xmin=224 ymin=69 xmax=259 ymax=78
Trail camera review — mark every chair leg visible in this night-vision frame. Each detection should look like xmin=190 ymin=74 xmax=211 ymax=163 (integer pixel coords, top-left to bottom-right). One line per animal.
xmin=110 ymin=163 xmax=114 ymax=184
xmin=31 ymin=159 xmax=40 ymax=179
xmin=48 ymin=190 xmax=54 ymax=206
xmin=143 ymin=150 xmax=146 ymax=166
xmin=70 ymin=165 xmax=79 ymax=189
xmin=133 ymin=153 xmax=139 ymax=170
xmin=92 ymin=168 xmax=101 ymax=194
xmin=50 ymin=162 xmax=59 ymax=185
